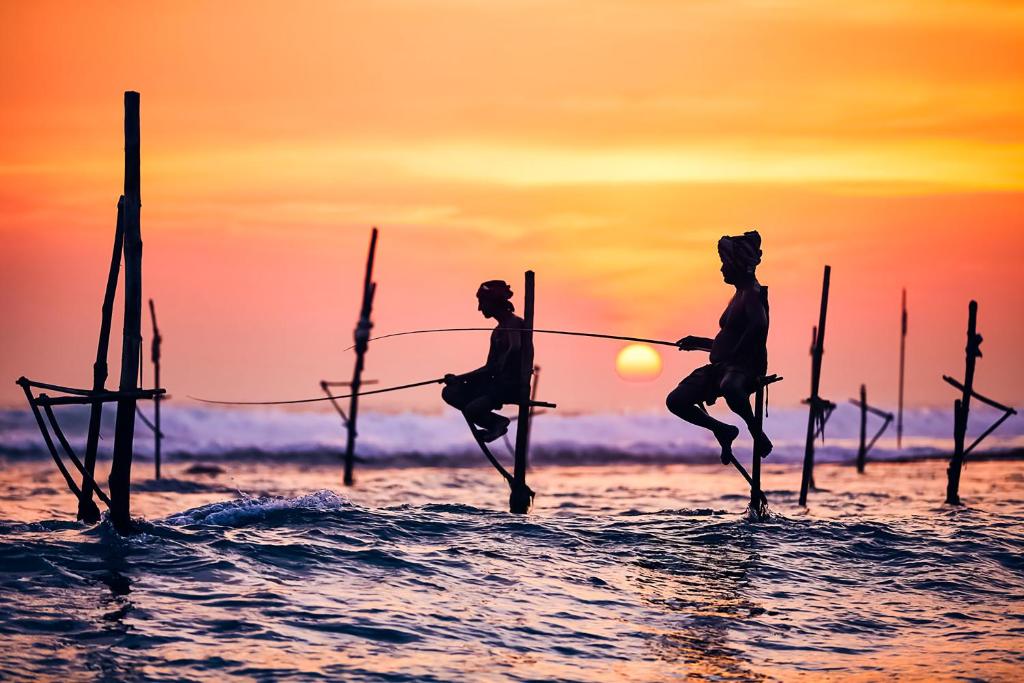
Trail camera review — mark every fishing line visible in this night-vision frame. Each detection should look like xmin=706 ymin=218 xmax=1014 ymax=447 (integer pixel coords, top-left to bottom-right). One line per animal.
xmin=189 ymin=377 xmax=445 ymax=406
xmin=342 ymin=327 xmax=680 ymax=352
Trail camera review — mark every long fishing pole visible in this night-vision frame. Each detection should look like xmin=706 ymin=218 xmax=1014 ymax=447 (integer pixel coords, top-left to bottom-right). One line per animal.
xmin=188 ymin=377 xmax=445 ymax=406
xmin=343 ymin=327 xmax=680 ymax=352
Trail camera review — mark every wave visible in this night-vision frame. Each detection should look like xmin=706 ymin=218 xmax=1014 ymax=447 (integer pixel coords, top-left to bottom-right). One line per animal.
xmin=0 ymin=403 xmax=1020 ymax=467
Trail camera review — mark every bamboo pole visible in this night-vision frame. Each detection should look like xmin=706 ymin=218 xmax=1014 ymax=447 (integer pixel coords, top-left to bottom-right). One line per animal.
xmin=751 ymin=382 xmax=766 ymax=515
xmin=510 ymin=271 xmax=536 ymax=514
xmin=108 ymin=91 xmax=143 ymax=532
xmin=343 ymin=227 xmax=378 ymax=486
xmin=856 ymin=384 xmax=867 ymax=473
xmin=79 ymin=196 xmax=125 ymax=522
xmin=946 ymin=300 xmax=980 ymax=505
xmin=799 ymin=265 xmax=831 ymax=507
xmin=149 ymin=299 xmax=162 ymax=479
xmin=897 ymin=288 xmax=907 ymax=448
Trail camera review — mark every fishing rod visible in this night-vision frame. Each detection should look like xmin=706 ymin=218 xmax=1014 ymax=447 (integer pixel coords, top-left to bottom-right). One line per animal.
xmin=343 ymin=327 xmax=680 ymax=352
xmin=189 ymin=377 xmax=445 ymax=406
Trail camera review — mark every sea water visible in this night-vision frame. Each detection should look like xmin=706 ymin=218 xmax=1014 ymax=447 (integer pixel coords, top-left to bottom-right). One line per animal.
xmin=1 ymin=406 xmax=1022 ymax=681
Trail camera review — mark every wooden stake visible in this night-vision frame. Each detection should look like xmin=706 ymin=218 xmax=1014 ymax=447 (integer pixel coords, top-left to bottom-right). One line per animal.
xmin=946 ymin=300 xmax=980 ymax=505
xmin=799 ymin=265 xmax=831 ymax=507
xmin=108 ymin=91 xmax=143 ymax=532
xmin=751 ymin=382 xmax=766 ymax=515
xmin=149 ymin=298 xmax=162 ymax=479
xmin=897 ymin=288 xmax=907 ymax=448
xmin=343 ymin=227 xmax=378 ymax=486
xmin=79 ymin=196 xmax=125 ymax=522
xmin=510 ymin=271 xmax=536 ymax=514
xmin=856 ymin=384 xmax=867 ymax=473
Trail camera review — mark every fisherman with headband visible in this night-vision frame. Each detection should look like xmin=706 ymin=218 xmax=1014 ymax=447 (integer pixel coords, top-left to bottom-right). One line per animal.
xmin=442 ymin=280 xmax=525 ymax=442
xmin=667 ymin=230 xmax=773 ymax=464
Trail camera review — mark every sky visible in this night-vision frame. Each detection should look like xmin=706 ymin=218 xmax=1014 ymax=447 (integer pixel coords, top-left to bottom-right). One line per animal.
xmin=1 ymin=0 xmax=1022 ymax=413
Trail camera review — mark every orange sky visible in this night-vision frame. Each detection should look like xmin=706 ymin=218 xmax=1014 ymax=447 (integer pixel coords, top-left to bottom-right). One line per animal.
xmin=1 ymin=0 xmax=1022 ymax=412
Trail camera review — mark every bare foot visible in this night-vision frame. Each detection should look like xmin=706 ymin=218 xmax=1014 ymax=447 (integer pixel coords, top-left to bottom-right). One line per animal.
xmin=754 ymin=431 xmax=773 ymax=459
xmin=714 ymin=425 xmax=740 ymax=465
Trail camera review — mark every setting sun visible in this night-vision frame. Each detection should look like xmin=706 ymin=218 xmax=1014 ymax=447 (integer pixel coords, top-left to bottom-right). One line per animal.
xmin=615 ymin=343 xmax=663 ymax=382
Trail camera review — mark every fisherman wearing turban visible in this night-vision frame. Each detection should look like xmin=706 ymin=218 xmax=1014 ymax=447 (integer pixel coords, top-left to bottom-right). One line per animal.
xmin=666 ymin=230 xmax=773 ymax=464
xmin=442 ymin=280 xmax=525 ymax=442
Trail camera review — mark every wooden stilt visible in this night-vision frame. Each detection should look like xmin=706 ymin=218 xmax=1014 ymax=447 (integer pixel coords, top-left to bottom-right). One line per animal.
xmin=799 ymin=265 xmax=831 ymax=507
xmin=850 ymin=387 xmax=894 ymax=474
xmin=751 ymin=383 xmax=766 ymax=516
xmin=149 ymin=299 xmax=162 ymax=479
xmin=856 ymin=384 xmax=868 ymax=473
xmin=946 ymin=301 xmax=981 ymax=505
xmin=343 ymin=227 xmax=378 ymax=486
xmin=108 ymin=91 xmax=143 ymax=533
xmin=79 ymin=196 xmax=125 ymax=522
xmin=509 ymin=271 xmax=536 ymax=514
xmin=897 ymin=288 xmax=907 ymax=449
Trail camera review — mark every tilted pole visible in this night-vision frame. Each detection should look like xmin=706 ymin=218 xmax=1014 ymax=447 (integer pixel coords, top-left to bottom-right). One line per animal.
xmin=799 ymin=265 xmax=831 ymax=507
xmin=897 ymin=288 xmax=907 ymax=448
xmin=79 ymin=196 xmax=125 ymax=522
xmin=510 ymin=271 xmax=536 ymax=514
xmin=856 ymin=384 xmax=867 ymax=474
xmin=946 ymin=300 xmax=980 ymax=505
xmin=108 ymin=91 xmax=143 ymax=532
xmin=343 ymin=227 xmax=378 ymax=486
xmin=149 ymin=298 xmax=162 ymax=479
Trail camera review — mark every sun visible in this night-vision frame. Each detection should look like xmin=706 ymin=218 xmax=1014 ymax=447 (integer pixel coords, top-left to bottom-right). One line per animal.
xmin=615 ymin=343 xmax=663 ymax=382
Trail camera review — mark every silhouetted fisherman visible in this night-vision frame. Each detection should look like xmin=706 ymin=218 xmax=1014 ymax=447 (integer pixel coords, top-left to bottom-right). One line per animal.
xmin=442 ymin=280 xmax=525 ymax=442
xmin=667 ymin=231 xmax=773 ymax=464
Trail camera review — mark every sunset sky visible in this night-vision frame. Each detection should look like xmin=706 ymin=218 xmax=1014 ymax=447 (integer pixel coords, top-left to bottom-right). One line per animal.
xmin=1 ymin=0 xmax=1022 ymax=412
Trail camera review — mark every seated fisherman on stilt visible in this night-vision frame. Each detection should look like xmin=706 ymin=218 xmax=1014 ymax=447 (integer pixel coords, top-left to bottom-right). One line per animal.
xmin=442 ymin=280 xmax=525 ymax=442
xmin=666 ymin=230 xmax=773 ymax=464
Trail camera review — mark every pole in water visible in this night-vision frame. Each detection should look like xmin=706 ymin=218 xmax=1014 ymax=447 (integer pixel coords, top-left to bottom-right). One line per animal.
xmin=856 ymin=384 xmax=867 ymax=474
xmin=109 ymin=90 xmax=143 ymax=533
xmin=510 ymin=270 xmax=536 ymax=514
xmin=799 ymin=265 xmax=831 ymax=507
xmin=149 ymin=298 xmax=162 ymax=479
xmin=946 ymin=301 xmax=980 ymax=505
xmin=344 ymin=227 xmax=378 ymax=486
xmin=79 ymin=196 xmax=125 ymax=522
xmin=897 ymin=288 xmax=907 ymax=449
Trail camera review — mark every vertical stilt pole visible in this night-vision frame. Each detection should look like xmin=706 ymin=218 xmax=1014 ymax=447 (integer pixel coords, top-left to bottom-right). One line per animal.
xmin=946 ymin=301 xmax=980 ymax=505
xmin=799 ymin=265 xmax=830 ymax=507
xmin=149 ymin=299 xmax=162 ymax=479
xmin=344 ymin=227 xmax=378 ymax=486
xmin=510 ymin=271 xmax=536 ymax=514
xmin=751 ymin=383 xmax=765 ymax=514
xmin=897 ymin=288 xmax=907 ymax=448
xmin=856 ymin=384 xmax=867 ymax=473
xmin=79 ymin=197 xmax=125 ymax=522
xmin=109 ymin=91 xmax=143 ymax=532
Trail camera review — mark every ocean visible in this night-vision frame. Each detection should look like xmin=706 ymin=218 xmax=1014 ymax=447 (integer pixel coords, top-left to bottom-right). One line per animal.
xmin=1 ymin=404 xmax=1022 ymax=681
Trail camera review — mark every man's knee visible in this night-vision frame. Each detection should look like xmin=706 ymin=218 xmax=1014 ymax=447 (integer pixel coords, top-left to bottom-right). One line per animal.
xmin=441 ymin=384 xmax=462 ymax=409
xmin=666 ymin=385 xmax=696 ymax=415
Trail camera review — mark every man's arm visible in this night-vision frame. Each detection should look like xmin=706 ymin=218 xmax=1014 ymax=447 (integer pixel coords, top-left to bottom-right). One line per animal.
xmin=677 ymin=335 xmax=714 ymax=352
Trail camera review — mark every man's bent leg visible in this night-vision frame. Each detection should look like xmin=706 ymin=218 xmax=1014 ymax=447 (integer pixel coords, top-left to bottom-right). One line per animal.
xmin=721 ymin=372 xmax=773 ymax=458
xmin=666 ymin=371 xmax=739 ymax=464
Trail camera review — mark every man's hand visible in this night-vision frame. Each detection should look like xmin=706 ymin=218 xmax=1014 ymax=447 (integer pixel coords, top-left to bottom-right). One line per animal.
xmin=676 ymin=335 xmax=707 ymax=351
xmin=443 ymin=373 xmax=459 ymax=385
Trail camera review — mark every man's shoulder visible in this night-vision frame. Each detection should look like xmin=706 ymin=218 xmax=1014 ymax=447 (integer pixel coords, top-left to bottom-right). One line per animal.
xmin=499 ymin=315 xmax=526 ymax=329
